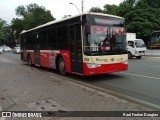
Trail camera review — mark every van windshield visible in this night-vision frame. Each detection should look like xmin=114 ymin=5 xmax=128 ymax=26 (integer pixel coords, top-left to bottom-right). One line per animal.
xmin=135 ymin=39 xmax=146 ymax=47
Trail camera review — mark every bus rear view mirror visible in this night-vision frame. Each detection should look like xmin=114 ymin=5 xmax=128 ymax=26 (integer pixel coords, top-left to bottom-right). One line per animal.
xmin=85 ymin=25 xmax=91 ymax=34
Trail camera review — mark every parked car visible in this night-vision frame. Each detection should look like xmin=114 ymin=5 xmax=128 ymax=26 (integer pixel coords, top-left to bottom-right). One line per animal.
xmin=12 ymin=47 xmax=20 ymax=54
xmin=2 ymin=45 xmax=12 ymax=52
xmin=0 ymin=47 xmax=3 ymax=54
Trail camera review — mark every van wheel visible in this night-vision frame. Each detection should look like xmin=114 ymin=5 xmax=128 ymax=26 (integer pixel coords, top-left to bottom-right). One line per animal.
xmin=58 ymin=57 xmax=66 ymax=75
xmin=136 ymin=56 xmax=142 ymax=59
xmin=27 ymin=55 xmax=32 ymax=66
xmin=128 ymin=52 xmax=132 ymax=59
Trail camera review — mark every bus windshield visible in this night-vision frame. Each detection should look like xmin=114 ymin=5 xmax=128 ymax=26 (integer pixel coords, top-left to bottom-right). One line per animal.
xmin=84 ymin=25 xmax=127 ymax=55
xmin=150 ymin=31 xmax=160 ymax=49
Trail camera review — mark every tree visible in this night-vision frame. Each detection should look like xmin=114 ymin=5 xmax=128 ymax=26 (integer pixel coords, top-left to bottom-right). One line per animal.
xmin=11 ymin=18 xmax=24 ymax=41
xmin=0 ymin=19 xmax=6 ymax=39
xmin=14 ymin=3 xmax=55 ymax=30
xmin=144 ymin=0 xmax=160 ymax=8
xmin=15 ymin=3 xmax=39 ymax=18
xmin=11 ymin=3 xmax=55 ymax=43
xmin=124 ymin=0 xmax=160 ymax=44
xmin=0 ymin=19 xmax=7 ymax=45
xmin=3 ymin=25 xmax=15 ymax=47
xmin=116 ymin=0 xmax=137 ymax=17
xmin=134 ymin=0 xmax=149 ymax=9
xmin=15 ymin=6 xmax=27 ymax=18
xmin=103 ymin=4 xmax=118 ymax=15
xmin=89 ymin=5 xmax=118 ymax=15
xmin=89 ymin=7 xmax=103 ymax=13
xmin=125 ymin=9 xmax=155 ymax=35
xmin=23 ymin=7 xmax=54 ymax=29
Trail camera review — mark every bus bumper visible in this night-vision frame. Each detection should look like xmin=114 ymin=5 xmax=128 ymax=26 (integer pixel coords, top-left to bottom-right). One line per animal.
xmin=83 ymin=63 xmax=128 ymax=76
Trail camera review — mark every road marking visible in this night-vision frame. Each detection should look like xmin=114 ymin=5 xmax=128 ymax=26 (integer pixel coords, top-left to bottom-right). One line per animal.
xmin=149 ymin=66 xmax=160 ymax=69
xmin=137 ymin=56 xmax=160 ymax=62
xmin=138 ymin=59 xmax=160 ymax=63
xmin=121 ymin=72 xmax=160 ymax=80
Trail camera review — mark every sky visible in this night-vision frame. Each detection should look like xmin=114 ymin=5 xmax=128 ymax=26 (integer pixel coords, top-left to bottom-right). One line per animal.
xmin=0 ymin=0 xmax=123 ymax=24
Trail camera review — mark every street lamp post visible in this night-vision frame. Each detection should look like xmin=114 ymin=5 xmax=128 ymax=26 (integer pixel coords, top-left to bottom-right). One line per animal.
xmin=70 ymin=0 xmax=84 ymax=13
xmin=81 ymin=0 xmax=84 ymax=13
xmin=69 ymin=2 xmax=80 ymax=13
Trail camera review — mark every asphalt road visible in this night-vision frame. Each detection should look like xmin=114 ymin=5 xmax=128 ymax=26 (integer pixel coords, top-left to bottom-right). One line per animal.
xmin=80 ymin=58 xmax=160 ymax=106
xmin=1 ymin=52 xmax=160 ymax=107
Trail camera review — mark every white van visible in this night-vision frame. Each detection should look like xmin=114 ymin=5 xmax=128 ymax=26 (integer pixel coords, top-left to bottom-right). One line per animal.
xmin=2 ymin=45 xmax=12 ymax=52
xmin=126 ymin=33 xmax=146 ymax=59
xmin=127 ymin=39 xmax=146 ymax=59
xmin=0 ymin=47 xmax=3 ymax=54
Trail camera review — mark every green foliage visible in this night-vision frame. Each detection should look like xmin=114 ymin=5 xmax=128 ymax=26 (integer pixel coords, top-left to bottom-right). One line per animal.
xmin=0 ymin=18 xmax=14 ymax=46
xmin=144 ymin=0 xmax=160 ymax=8
xmin=11 ymin=18 xmax=24 ymax=40
xmin=135 ymin=0 xmax=149 ymax=9
xmin=103 ymin=4 xmax=118 ymax=15
xmin=0 ymin=19 xmax=6 ymax=39
xmin=22 ymin=7 xmax=54 ymax=30
xmin=124 ymin=2 xmax=160 ymax=43
xmin=13 ymin=3 xmax=55 ymax=30
xmin=89 ymin=7 xmax=103 ymax=13
xmin=15 ymin=5 xmax=27 ymax=18
xmin=11 ymin=3 xmax=55 ymax=41
xmin=0 ymin=19 xmax=7 ymax=44
xmin=15 ymin=3 xmax=40 ymax=18
xmin=116 ymin=0 xmax=136 ymax=17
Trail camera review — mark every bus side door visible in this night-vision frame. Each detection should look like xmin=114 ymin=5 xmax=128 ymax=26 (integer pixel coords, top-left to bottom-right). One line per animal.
xmin=69 ymin=25 xmax=83 ymax=74
xmin=34 ymin=33 xmax=40 ymax=65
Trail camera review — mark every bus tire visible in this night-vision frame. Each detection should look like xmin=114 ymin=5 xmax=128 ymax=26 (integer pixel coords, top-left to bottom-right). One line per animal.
xmin=58 ymin=57 xmax=66 ymax=75
xmin=27 ymin=55 xmax=32 ymax=66
xmin=128 ymin=52 xmax=132 ymax=59
xmin=136 ymin=56 xmax=142 ymax=59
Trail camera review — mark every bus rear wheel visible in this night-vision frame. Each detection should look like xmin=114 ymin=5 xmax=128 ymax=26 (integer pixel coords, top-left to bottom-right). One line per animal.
xmin=58 ymin=57 xmax=66 ymax=75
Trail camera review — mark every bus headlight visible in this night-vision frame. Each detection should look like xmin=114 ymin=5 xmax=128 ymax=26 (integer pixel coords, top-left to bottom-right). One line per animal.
xmin=123 ymin=60 xmax=128 ymax=64
xmin=87 ymin=63 xmax=101 ymax=68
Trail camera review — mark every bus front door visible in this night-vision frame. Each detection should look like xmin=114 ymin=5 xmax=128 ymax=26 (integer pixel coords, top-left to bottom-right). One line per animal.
xmin=34 ymin=33 xmax=40 ymax=65
xmin=69 ymin=25 xmax=83 ymax=74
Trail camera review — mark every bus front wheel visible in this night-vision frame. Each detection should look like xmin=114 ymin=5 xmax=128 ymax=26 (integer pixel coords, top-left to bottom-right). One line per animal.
xmin=58 ymin=57 xmax=66 ymax=75
xmin=27 ymin=55 xmax=32 ymax=66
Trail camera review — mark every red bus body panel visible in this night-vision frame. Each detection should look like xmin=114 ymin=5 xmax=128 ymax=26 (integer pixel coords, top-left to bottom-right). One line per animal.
xmin=83 ymin=63 xmax=128 ymax=76
xmin=21 ymin=50 xmax=128 ymax=76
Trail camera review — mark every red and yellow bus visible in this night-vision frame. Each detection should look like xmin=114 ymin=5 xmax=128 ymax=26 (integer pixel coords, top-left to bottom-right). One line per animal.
xmin=20 ymin=13 xmax=128 ymax=76
xmin=149 ymin=30 xmax=160 ymax=49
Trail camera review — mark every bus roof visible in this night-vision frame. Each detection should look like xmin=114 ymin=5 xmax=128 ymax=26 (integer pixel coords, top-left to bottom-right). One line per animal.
xmin=20 ymin=12 xmax=124 ymax=34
